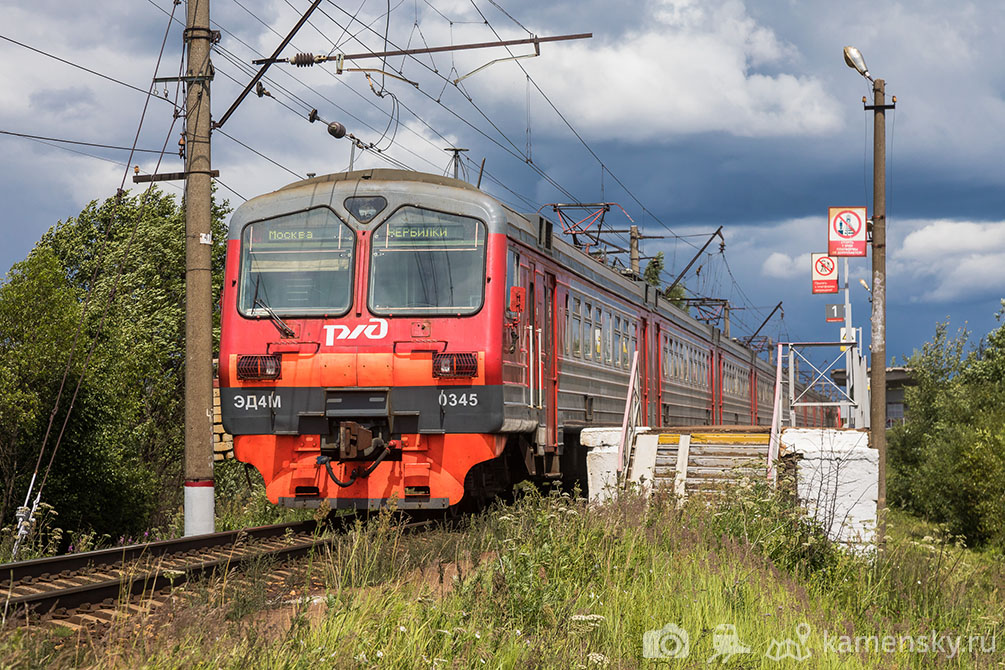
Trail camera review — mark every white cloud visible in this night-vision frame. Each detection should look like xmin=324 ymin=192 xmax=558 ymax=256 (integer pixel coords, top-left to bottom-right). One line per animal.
xmin=762 ymin=251 xmax=809 ymax=279
xmin=417 ymin=0 xmax=841 ymax=141
xmin=891 ymin=219 xmax=1005 ymax=302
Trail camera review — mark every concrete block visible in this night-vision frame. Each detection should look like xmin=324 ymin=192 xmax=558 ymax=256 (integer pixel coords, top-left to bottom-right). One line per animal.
xmin=586 ymin=446 xmax=619 ymax=504
xmin=580 ymin=428 xmax=623 ymax=448
xmin=629 ymin=433 xmax=659 ymax=493
xmin=782 ymin=428 xmax=877 ymax=549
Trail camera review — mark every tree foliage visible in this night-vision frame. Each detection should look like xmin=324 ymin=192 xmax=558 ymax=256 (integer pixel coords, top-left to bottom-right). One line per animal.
xmin=643 ymin=251 xmax=687 ymax=311
xmin=643 ymin=251 xmax=664 ymax=287
xmin=888 ymin=305 xmax=1005 ymax=549
xmin=0 ymin=188 xmax=229 ymax=539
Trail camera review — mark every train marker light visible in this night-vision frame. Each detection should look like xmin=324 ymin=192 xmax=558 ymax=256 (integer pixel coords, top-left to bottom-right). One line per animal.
xmin=236 ymin=354 xmax=282 ymax=380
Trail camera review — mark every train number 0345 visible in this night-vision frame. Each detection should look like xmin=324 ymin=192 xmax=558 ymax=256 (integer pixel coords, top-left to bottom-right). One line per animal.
xmin=438 ymin=391 xmax=479 ymax=407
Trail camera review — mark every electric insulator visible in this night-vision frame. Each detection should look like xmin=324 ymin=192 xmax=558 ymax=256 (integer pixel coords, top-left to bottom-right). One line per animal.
xmin=292 ymin=52 xmax=316 ymax=67
xmin=328 ymin=122 xmax=347 ymax=139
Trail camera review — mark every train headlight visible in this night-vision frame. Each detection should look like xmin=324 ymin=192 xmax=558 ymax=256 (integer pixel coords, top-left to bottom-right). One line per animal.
xmin=236 ymin=354 xmax=283 ymax=380
xmin=432 ymin=353 xmax=477 ymax=378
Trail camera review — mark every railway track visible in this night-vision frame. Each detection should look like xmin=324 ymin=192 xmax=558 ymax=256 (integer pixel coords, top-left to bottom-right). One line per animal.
xmin=0 ymin=517 xmax=377 ymax=629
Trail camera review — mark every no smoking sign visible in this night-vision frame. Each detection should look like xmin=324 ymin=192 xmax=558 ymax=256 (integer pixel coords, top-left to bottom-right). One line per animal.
xmin=811 ymin=252 xmax=839 ymax=294
xmin=828 ymin=206 xmax=867 ymax=257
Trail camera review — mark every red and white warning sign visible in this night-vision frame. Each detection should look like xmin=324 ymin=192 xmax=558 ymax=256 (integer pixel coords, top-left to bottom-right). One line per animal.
xmin=811 ymin=252 xmax=839 ymax=294
xmin=828 ymin=206 xmax=867 ymax=257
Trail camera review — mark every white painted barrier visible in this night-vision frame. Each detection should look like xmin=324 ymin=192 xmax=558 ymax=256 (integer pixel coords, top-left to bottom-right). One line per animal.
xmin=781 ymin=428 xmax=877 ymax=549
xmin=583 ymin=425 xmax=878 ymax=551
xmin=582 ymin=427 xmax=655 ymax=503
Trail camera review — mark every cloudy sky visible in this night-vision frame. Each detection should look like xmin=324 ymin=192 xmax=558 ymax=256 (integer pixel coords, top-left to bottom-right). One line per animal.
xmin=2 ymin=0 xmax=1003 ymax=363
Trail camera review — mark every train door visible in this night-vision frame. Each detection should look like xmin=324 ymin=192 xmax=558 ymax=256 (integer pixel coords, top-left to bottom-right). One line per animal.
xmin=543 ymin=272 xmax=558 ymax=449
xmin=707 ymin=348 xmax=717 ymax=425
xmin=523 ymin=262 xmax=536 ymax=414
xmin=654 ymin=322 xmax=663 ymax=427
xmin=713 ymin=350 xmax=723 ymax=424
xmin=640 ymin=318 xmax=651 ymax=425
xmin=526 ymin=264 xmax=559 ymax=474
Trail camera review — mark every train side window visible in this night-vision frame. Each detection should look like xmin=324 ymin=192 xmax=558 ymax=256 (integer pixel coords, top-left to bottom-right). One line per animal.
xmin=661 ymin=336 xmax=667 ymax=377
xmin=631 ymin=323 xmax=637 ymax=368
xmin=625 ymin=321 xmax=632 ymax=368
xmin=506 ymin=249 xmax=520 ymax=292
xmin=572 ymin=316 xmax=581 ymax=357
xmin=572 ymin=297 xmax=581 ymax=357
xmin=603 ymin=312 xmax=612 ymax=365
xmin=613 ymin=316 xmax=621 ymax=369
xmin=663 ymin=335 xmax=671 ymax=377
xmin=595 ymin=307 xmax=603 ymax=360
xmin=583 ymin=302 xmax=592 ymax=360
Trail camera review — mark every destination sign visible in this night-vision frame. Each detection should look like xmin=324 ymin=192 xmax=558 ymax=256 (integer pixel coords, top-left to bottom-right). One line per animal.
xmin=388 ymin=225 xmax=453 ymax=240
xmin=268 ymin=229 xmax=316 ymax=241
xmin=249 ymin=223 xmax=348 ymax=245
xmin=380 ymin=222 xmax=480 ymax=247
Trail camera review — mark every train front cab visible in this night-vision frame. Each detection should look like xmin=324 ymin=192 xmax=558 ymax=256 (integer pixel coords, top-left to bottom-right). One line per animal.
xmin=219 ymin=171 xmax=517 ymax=511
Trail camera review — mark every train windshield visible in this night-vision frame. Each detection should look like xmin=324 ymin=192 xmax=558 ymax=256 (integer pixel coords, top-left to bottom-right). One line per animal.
xmin=238 ymin=208 xmax=354 ymax=317
xmin=369 ymin=207 xmax=486 ymax=315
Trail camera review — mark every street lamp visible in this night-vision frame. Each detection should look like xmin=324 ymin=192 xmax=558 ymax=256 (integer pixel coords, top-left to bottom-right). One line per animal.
xmin=844 ymin=45 xmax=894 ymax=543
xmin=842 ymin=46 xmax=872 ymax=81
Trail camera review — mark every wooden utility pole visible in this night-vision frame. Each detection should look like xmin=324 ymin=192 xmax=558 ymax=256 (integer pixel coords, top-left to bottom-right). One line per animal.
xmin=629 ymin=225 xmax=640 ymax=276
xmin=869 ymin=78 xmax=888 ymax=540
xmin=184 ymin=0 xmax=215 ymax=535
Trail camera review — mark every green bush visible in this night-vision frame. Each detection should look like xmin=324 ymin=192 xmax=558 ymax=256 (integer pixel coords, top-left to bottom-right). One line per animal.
xmin=889 ymin=311 xmax=1005 ymax=549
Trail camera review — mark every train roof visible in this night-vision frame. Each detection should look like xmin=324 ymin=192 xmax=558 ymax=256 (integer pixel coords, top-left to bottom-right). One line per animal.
xmin=276 ymin=168 xmax=483 ymax=194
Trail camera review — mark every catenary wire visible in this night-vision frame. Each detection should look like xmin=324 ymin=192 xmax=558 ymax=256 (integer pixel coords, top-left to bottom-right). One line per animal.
xmin=0 ymin=129 xmax=168 ymax=154
xmin=0 ymin=34 xmax=180 ymax=112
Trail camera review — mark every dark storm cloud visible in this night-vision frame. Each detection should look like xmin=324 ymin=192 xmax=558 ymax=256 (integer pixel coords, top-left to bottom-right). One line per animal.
xmin=28 ymin=87 xmax=99 ymax=119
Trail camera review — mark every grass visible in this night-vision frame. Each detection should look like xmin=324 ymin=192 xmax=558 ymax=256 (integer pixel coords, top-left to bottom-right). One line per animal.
xmin=2 ymin=481 xmax=1003 ymax=668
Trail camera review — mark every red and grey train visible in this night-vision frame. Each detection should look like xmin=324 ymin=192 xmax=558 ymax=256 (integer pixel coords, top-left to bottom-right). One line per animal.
xmin=219 ymin=169 xmax=829 ymax=510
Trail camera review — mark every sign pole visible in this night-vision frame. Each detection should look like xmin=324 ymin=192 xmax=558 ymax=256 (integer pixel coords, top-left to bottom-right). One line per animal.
xmin=844 ymin=257 xmax=852 ymax=426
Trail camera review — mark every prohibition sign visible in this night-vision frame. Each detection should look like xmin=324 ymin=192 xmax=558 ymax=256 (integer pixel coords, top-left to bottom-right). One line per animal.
xmin=811 ymin=252 xmax=839 ymax=294
xmin=815 ymin=256 xmax=836 ymax=277
xmin=828 ymin=206 xmax=867 ymax=257
xmin=832 ymin=210 xmax=863 ymax=239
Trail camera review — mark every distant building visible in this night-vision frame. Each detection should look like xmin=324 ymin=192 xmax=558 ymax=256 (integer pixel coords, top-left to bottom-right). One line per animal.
xmin=832 ymin=366 xmax=915 ymax=427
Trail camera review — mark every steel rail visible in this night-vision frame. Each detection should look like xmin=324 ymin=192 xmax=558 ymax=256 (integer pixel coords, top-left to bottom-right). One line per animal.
xmin=3 ymin=531 xmax=324 ymax=617
xmin=0 ymin=520 xmax=319 ymax=584
xmin=1 ymin=517 xmax=428 ymax=621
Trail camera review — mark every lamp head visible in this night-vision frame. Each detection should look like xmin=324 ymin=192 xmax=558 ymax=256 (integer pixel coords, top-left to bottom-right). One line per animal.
xmin=843 ymin=46 xmax=873 ymax=81
xmin=859 ymin=278 xmax=871 ymax=292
